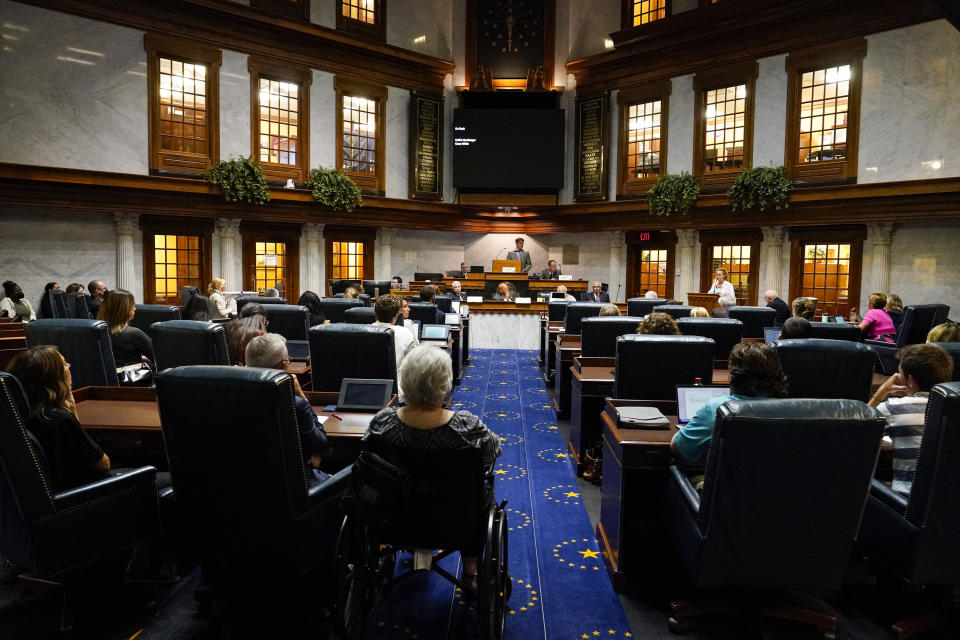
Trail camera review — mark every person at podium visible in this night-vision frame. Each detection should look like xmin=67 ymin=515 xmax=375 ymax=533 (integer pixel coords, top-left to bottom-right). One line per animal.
xmin=540 ymin=260 xmax=562 ymax=279
xmin=509 ymin=237 xmax=532 ymax=273
xmin=492 ymin=282 xmax=514 ymax=302
xmin=707 ymin=268 xmax=737 ymax=316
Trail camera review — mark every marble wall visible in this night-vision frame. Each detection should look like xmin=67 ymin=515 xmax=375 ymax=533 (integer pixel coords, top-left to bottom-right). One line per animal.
xmin=219 ymin=51 xmax=251 ymax=160
xmin=387 ymin=0 xmax=454 ymax=61
xmin=564 ymin=0 xmax=620 ymax=68
xmin=310 ymin=70 xmax=338 ymax=170
xmin=753 ymin=54 xmax=788 ymax=168
xmin=666 ymin=74 xmax=695 ymax=175
xmin=387 ymin=229 xmax=466 ymax=283
xmin=385 ymin=87 xmax=411 ymax=198
xmin=880 ymin=222 xmax=960 ymax=314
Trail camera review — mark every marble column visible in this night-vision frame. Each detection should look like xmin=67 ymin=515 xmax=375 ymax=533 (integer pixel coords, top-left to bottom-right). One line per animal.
xmin=302 ymin=223 xmax=325 ymax=295
xmin=867 ymin=222 xmax=895 ymax=299
xmin=760 ymin=225 xmax=786 ymax=299
xmin=114 ymin=213 xmax=139 ymax=293
xmin=607 ymin=231 xmax=625 ymax=302
xmin=378 ymin=227 xmax=397 ymax=281
xmin=214 ymin=218 xmax=242 ymax=290
xmin=675 ymin=229 xmax=699 ymax=304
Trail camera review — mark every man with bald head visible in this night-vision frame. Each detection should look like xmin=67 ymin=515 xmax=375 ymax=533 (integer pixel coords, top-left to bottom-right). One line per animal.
xmin=764 ymin=289 xmax=791 ymax=327
xmin=581 ymin=281 xmax=610 ymax=303
xmin=86 ymin=280 xmax=107 ymax=316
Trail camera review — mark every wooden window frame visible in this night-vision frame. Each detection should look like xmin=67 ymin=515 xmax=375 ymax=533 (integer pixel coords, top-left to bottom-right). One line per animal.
xmin=621 ymin=0 xmax=671 ymax=30
xmin=618 ymin=81 xmax=670 ymax=197
xmin=788 ymin=226 xmax=865 ymax=316
xmin=241 ymin=222 xmax=301 ymax=302
xmin=141 ymin=216 xmax=213 ymax=306
xmin=699 ymin=229 xmax=762 ymax=306
xmin=248 ymin=57 xmax=312 ymax=184
xmin=625 ymin=231 xmax=676 ymax=300
xmin=336 ymin=0 xmax=386 ymax=42
xmin=251 ymin=0 xmax=310 ymax=21
xmin=324 ymin=226 xmax=377 ymax=295
xmin=784 ymin=38 xmax=866 ymax=183
xmin=145 ymin=34 xmax=221 ymax=177
xmin=693 ymin=62 xmax=758 ymax=190
xmin=335 ymin=76 xmax=388 ymax=196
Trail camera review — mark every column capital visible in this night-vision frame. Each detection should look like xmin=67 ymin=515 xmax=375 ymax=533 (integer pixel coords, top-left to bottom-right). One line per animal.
xmin=302 ymin=223 xmax=325 ymax=243
xmin=867 ymin=222 xmax=894 ymax=245
xmin=607 ymin=230 xmax=625 ymax=248
xmin=379 ymin=227 xmax=397 ymax=245
xmin=675 ymin=228 xmax=698 ymax=248
xmin=761 ymin=225 xmax=786 ymax=245
xmin=113 ymin=212 xmax=140 ymax=236
xmin=214 ymin=217 xmax=242 ymax=238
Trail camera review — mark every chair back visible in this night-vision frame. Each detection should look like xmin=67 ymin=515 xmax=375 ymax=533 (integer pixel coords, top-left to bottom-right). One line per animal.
xmin=564 ymin=302 xmax=605 ymax=335
xmin=362 ymin=280 xmax=393 ymax=297
xmin=261 ymin=304 xmax=310 ymax=340
xmin=727 ymin=306 xmax=776 ymax=338
xmin=152 ymin=320 xmax=230 ymax=371
xmin=694 ymin=398 xmax=884 ymax=589
xmin=180 ymin=285 xmax=200 ymax=308
xmin=614 ymin=334 xmax=714 ymax=400
xmin=930 ymin=342 xmax=960 ymax=381
xmin=808 ymin=322 xmax=862 ymax=341
xmin=580 ymin=316 xmax=643 ymax=357
xmin=308 ymin=324 xmax=397 ymax=394
xmin=776 ymin=339 xmax=875 ymax=402
xmin=328 ymin=279 xmax=362 ymax=295
xmin=407 ymin=302 xmax=440 ymax=326
xmin=344 ymin=307 xmax=377 ymax=324
xmin=235 ymin=295 xmax=286 ymax=315
xmin=626 ymin=298 xmax=668 ymax=317
xmin=65 ymin=292 xmax=93 ymax=319
xmin=434 ymin=296 xmax=453 ymax=314
xmin=653 ymin=304 xmax=694 ymax=320
xmin=677 ymin=318 xmax=744 ymax=360
xmin=897 ymin=304 xmax=950 ymax=347
xmin=46 ymin=290 xmax=70 ymax=319
xmin=24 ymin=319 xmax=119 ymax=388
xmin=320 ymin=298 xmax=364 ymax=323
xmin=548 ymin=301 xmax=570 ymax=321
xmin=130 ymin=304 xmax=181 ymax=340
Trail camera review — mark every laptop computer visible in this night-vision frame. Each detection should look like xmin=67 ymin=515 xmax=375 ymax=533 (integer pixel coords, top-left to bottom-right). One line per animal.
xmin=287 ymin=340 xmax=310 ymax=362
xmin=470 ymin=265 xmax=484 ymax=273
xmin=421 ymin=324 xmax=450 ymax=341
xmin=443 ymin=312 xmax=460 ymax=326
xmin=676 ymin=385 xmax=731 ymax=424
xmin=450 ymin=300 xmax=461 ymax=315
xmin=337 ymin=378 xmax=393 ymax=411
xmin=764 ymin=327 xmax=781 ymax=344
xmin=833 ymin=315 xmax=845 ymax=323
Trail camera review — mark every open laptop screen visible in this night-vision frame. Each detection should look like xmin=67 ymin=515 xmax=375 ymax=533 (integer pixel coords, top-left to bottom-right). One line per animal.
xmin=676 ymin=385 xmax=731 ymax=424
xmin=764 ymin=327 xmax=781 ymax=344
xmin=421 ymin=324 xmax=450 ymax=341
xmin=337 ymin=378 xmax=393 ymax=411
xmin=286 ymin=340 xmax=310 ymax=362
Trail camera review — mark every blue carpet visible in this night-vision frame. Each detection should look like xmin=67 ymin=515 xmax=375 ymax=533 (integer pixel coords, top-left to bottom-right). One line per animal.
xmin=363 ymin=349 xmax=632 ymax=639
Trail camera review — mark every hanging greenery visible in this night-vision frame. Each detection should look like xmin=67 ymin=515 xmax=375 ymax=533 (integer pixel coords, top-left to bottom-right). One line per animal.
xmin=207 ymin=156 xmax=271 ymax=205
xmin=305 ymin=167 xmax=363 ymax=213
xmin=726 ymin=165 xmax=792 ymax=212
xmin=646 ymin=172 xmax=701 ymax=217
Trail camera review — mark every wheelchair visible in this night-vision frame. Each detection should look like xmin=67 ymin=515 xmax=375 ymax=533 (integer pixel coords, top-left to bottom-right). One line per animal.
xmin=332 ymin=443 xmax=510 ymax=640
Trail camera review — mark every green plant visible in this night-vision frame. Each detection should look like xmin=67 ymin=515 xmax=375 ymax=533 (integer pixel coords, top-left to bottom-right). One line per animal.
xmin=726 ymin=165 xmax=792 ymax=212
xmin=305 ymin=167 xmax=363 ymax=213
xmin=207 ymin=156 xmax=271 ymax=205
xmin=646 ymin=172 xmax=701 ymax=217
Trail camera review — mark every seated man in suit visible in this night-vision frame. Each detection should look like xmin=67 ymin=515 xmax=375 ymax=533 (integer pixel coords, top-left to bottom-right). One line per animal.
xmin=581 ymin=281 xmax=610 ymax=303
xmin=764 ymin=289 xmax=791 ymax=327
xmin=86 ymin=279 xmax=107 ymax=317
xmin=491 ymin=282 xmax=513 ymax=302
xmin=509 ymin=237 xmax=532 ymax=273
xmin=540 ymin=259 xmax=562 ymax=280
xmin=450 ymin=280 xmax=468 ymax=301
xmin=419 ymin=285 xmax=447 ymax=324
xmin=390 ymin=276 xmax=403 ymax=291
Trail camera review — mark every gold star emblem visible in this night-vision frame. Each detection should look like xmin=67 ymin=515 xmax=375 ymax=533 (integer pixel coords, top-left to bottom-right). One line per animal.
xmin=494 ymin=469 xmax=507 ymax=475
xmin=555 ymin=453 xmax=567 ymax=458
xmin=579 ymin=549 xmax=600 ymax=559
xmin=564 ymin=491 xmax=580 ymax=498
xmin=593 ymin=632 xmax=601 ymax=637
xmin=609 ymin=631 xmax=616 ymax=635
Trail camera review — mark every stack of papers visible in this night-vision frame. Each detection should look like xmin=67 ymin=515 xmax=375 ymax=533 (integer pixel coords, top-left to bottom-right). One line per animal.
xmin=618 ymin=406 xmax=670 ymax=429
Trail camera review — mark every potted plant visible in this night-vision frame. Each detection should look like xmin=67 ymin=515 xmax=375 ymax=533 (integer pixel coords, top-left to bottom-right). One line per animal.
xmin=306 ymin=167 xmax=363 ymax=213
xmin=726 ymin=165 xmax=792 ymax=212
xmin=207 ymin=156 xmax=271 ymax=205
xmin=646 ymin=172 xmax=701 ymax=217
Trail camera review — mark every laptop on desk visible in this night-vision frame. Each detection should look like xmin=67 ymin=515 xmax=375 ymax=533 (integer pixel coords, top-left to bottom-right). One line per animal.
xmin=764 ymin=327 xmax=781 ymax=344
xmin=421 ymin=324 xmax=450 ymax=341
xmin=337 ymin=378 xmax=393 ymax=412
xmin=676 ymin=385 xmax=731 ymax=424
xmin=287 ymin=340 xmax=310 ymax=362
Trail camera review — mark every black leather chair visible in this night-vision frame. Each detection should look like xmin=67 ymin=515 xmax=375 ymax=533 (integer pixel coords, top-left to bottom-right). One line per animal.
xmin=434 ymin=296 xmax=453 ymax=314
xmin=930 ymin=342 xmax=960 ymax=381
xmin=308 ymin=324 xmax=397 ymax=394
xmin=548 ymin=301 xmax=570 ymax=321
xmin=344 ymin=307 xmax=377 ymax=324
xmin=866 ymin=304 xmax=950 ymax=374
xmin=0 ymin=371 xmax=159 ymax=628
xmin=130 ymin=304 xmax=182 ymax=340
xmin=665 ymin=398 xmax=884 ymax=636
xmin=727 ymin=306 xmax=776 ymax=338
xmin=65 ymin=292 xmax=93 ymax=319
xmin=626 ymin=298 xmax=668 ymax=317
xmin=564 ymin=302 xmax=605 ymax=335
xmin=46 ymin=289 xmax=70 ymax=319
xmin=677 ymin=318 xmax=743 ymax=360
xmin=235 ymin=295 xmax=287 ymax=315
xmin=362 ymin=280 xmax=393 ymax=297
xmin=407 ymin=302 xmax=442 ymax=327
xmin=775 ymin=338 xmax=876 ymax=402
xmin=24 ymin=319 xmax=119 ymax=388
xmin=580 ymin=316 xmax=644 ymax=357
xmin=614 ymin=335 xmax=714 ymax=400
xmin=329 ymin=279 xmax=362 ymax=295
xmin=807 ymin=321 xmax=862 ymax=341
xmin=154 ymin=366 xmax=351 ymax=586
xmin=653 ymin=304 xmax=694 ymax=320
xmin=857 ymin=382 xmax=960 ymax=638
xmin=152 ymin=320 xmax=230 ymax=371
xmin=321 ymin=298 xmax=364 ymax=323
xmin=180 ymin=285 xmax=201 ymax=308
xmin=261 ymin=304 xmax=311 ymax=340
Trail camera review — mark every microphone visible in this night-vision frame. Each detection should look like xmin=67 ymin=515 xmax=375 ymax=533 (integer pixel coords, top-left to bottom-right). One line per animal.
xmin=494 ymin=247 xmax=507 ymax=260
xmin=615 ymin=283 xmax=621 ymax=302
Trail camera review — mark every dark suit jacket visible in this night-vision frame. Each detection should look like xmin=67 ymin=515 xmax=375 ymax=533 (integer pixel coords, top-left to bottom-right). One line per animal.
xmin=453 ymin=291 xmax=468 ymax=301
xmin=540 ymin=269 xmax=562 ymax=280
xmin=86 ymin=295 xmax=102 ymax=317
xmin=581 ymin=291 xmax=610 ymax=303
xmin=767 ymin=297 xmax=791 ymax=327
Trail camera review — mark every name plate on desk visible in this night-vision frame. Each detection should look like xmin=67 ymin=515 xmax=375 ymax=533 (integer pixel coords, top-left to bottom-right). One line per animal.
xmin=467 ymin=296 xmax=483 ymax=303
xmin=558 ymin=275 xmax=573 ymax=281
xmin=501 ymin=267 xmax=516 ymax=273
xmin=515 ymin=296 xmax=532 ymax=304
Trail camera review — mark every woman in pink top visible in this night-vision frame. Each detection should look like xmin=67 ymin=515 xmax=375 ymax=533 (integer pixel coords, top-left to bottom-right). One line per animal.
xmin=859 ymin=292 xmax=897 ymax=342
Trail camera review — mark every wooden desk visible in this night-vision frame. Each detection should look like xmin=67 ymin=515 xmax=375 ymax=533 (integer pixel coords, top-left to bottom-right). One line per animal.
xmin=461 ymin=316 xmax=471 ymax=363
xmin=541 ymin=322 xmax=564 ymax=383
xmin=553 ymin=333 xmax=581 ymax=419
xmin=538 ymin=316 xmax=548 ymax=365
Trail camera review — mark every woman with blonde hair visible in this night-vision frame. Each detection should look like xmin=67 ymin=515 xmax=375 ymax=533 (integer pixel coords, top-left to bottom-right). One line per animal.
xmin=928 ymin=322 xmax=960 ymax=343
xmin=690 ymin=306 xmax=710 ymax=318
xmin=98 ymin=289 xmax=154 ymax=366
xmin=637 ymin=312 xmax=681 ymax=335
xmin=599 ymin=303 xmax=620 ymax=316
xmin=886 ymin=293 xmax=905 ymax=333
xmin=343 ymin=286 xmax=359 ymax=299
xmin=207 ymin=277 xmax=229 ymax=319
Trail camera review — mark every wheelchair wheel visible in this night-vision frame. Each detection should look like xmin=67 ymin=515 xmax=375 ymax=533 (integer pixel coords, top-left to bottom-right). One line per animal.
xmin=332 ymin=515 xmax=376 ymax=639
xmin=478 ymin=505 xmax=509 ymax=640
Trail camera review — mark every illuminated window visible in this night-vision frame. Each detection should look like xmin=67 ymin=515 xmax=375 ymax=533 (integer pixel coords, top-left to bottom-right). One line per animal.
xmin=338 ymin=0 xmax=385 ymax=40
xmin=632 ymin=0 xmax=667 ymax=26
xmin=639 ymin=249 xmax=669 ymax=297
xmin=711 ymin=245 xmax=752 ymax=306
xmin=249 ymin=59 xmax=311 ymax=183
xmin=799 ymin=243 xmax=852 ymax=317
xmin=703 ymin=84 xmax=747 ymax=173
xmin=335 ymin=77 xmax=387 ymax=193
xmin=342 ymin=0 xmax=375 ymax=24
xmin=331 ymin=241 xmax=365 ymax=280
xmin=152 ymin=234 xmax=202 ymax=305
xmin=626 ymin=100 xmax=662 ymax=180
xmin=618 ymin=83 xmax=670 ymax=196
xmin=158 ymin=58 xmax=207 ymax=156
xmin=252 ymin=241 xmax=288 ymax=296
xmin=798 ymin=66 xmax=850 ymax=165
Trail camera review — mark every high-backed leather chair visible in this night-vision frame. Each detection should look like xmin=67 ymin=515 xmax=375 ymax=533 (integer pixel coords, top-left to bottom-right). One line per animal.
xmin=261 ymin=304 xmax=310 ymax=341
xmin=677 ymin=318 xmax=743 ymax=360
xmin=614 ymin=335 xmax=714 ymax=400
xmin=866 ymin=304 xmax=950 ymax=374
xmin=433 ymin=296 xmax=453 ymax=314
xmin=362 ymin=280 xmax=393 ymax=297
xmin=155 ymin=366 xmax=350 ymax=578
xmin=580 ymin=316 xmax=643 ymax=357
xmin=152 ymin=320 xmax=230 ymax=371
xmin=320 ymin=298 xmax=364 ymax=324
xmin=564 ymin=302 xmax=605 ymax=335
xmin=727 ymin=306 xmax=776 ymax=338
xmin=776 ymin=338 xmax=876 ymax=402
xmin=548 ymin=301 xmax=570 ymax=321
xmin=0 ymin=371 xmax=159 ymax=588
xmin=344 ymin=307 xmax=377 ymax=324
xmin=308 ymin=324 xmax=397 ymax=394
xmin=328 ymin=279 xmax=362 ymax=296
xmin=46 ymin=289 xmax=70 ymax=319
xmin=24 ymin=319 xmax=119 ymax=388
xmin=180 ymin=285 xmax=201 ymax=308
xmin=665 ymin=398 xmax=883 ymax=635
xmin=130 ymin=304 xmax=181 ymax=340
xmin=235 ymin=295 xmax=287 ymax=315
xmin=407 ymin=302 xmax=441 ymax=327
xmin=653 ymin=304 xmax=694 ymax=320
xmin=930 ymin=342 xmax=960 ymax=381
xmin=66 ymin=292 xmax=92 ymax=319
xmin=807 ymin=321 xmax=862 ymax=341
xmin=626 ymin=298 xmax=668 ymax=317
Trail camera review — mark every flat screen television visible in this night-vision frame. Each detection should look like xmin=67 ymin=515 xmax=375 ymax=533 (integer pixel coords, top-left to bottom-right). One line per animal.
xmin=452 ymin=108 xmax=564 ymax=190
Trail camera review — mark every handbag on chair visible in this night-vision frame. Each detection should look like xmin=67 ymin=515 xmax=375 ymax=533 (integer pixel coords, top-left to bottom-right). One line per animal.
xmin=117 ymin=361 xmax=154 ymax=387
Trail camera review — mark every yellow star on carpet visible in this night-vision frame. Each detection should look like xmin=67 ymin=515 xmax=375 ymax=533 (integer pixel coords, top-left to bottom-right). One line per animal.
xmin=579 ymin=549 xmax=600 ymax=559
xmin=582 ymin=635 xmax=589 ymax=639
xmin=494 ymin=469 xmax=507 ymax=475
xmin=564 ymin=491 xmax=580 ymax=498
xmin=609 ymin=631 xmax=616 ymax=635
xmin=626 ymin=634 xmax=632 ymax=637
xmin=498 ymin=413 xmax=506 ymax=417
xmin=593 ymin=632 xmax=601 ymax=637
xmin=555 ymin=453 xmax=567 ymax=458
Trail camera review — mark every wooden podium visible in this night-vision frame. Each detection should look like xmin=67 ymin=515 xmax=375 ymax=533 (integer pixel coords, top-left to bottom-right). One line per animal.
xmin=687 ymin=292 xmax=720 ymax=310
xmin=492 ymin=259 xmax=522 ymax=273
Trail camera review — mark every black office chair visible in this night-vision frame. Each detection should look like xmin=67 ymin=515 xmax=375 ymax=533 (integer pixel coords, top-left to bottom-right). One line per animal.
xmin=46 ymin=289 xmax=70 ymax=319
xmin=614 ymin=335 xmax=714 ymax=400
xmin=775 ymin=338 xmax=876 ymax=402
xmin=653 ymin=304 xmax=695 ymax=320
xmin=180 ymin=285 xmax=201 ymax=308
xmin=626 ymin=297 xmax=668 ymax=317
xmin=0 ymin=371 xmax=160 ymax=632
xmin=308 ymin=324 xmax=397 ymax=394
xmin=580 ymin=316 xmax=643 ymax=357
xmin=130 ymin=304 xmax=181 ymax=340
xmin=151 ymin=320 xmax=230 ymax=371
xmin=344 ymin=307 xmax=377 ymax=324
xmin=548 ymin=301 xmax=570 ymax=321
xmin=362 ymin=280 xmax=393 ymax=298
xmin=677 ymin=318 xmax=743 ymax=360
xmin=434 ymin=296 xmax=453 ymax=314
xmin=24 ymin=319 xmax=119 ymax=388
xmin=727 ymin=306 xmax=776 ymax=338
xmin=155 ymin=366 xmax=351 ymax=608
xmin=320 ymin=298 xmax=364 ymax=323
xmin=235 ymin=295 xmax=287 ymax=315
xmin=65 ymin=292 xmax=93 ymax=319
xmin=866 ymin=304 xmax=950 ymax=374
xmin=261 ymin=304 xmax=310 ymax=341
xmin=564 ymin=302 xmax=605 ymax=335
xmin=665 ymin=397 xmax=884 ymax=636
xmin=807 ymin=321 xmax=862 ymax=341
xmin=857 ymin=382 xmax=960 ymax=639
xmin=930 ymin=342 xmax=960 ymax=381
xmin=407 ymin=302 xmax=442 ymax=327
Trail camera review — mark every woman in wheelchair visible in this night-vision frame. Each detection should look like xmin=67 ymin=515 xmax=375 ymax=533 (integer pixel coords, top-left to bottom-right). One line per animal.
xmin=364 ymin=344 xmax=502 ymax=590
